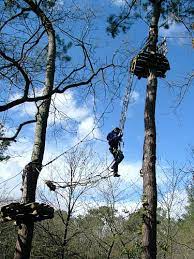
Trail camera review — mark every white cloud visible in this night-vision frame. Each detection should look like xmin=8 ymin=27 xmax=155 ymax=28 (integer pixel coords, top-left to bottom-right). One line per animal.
xmin=0 ymin=139 xmax=33 ymax=200
xmin=160 ymin=22 xmax=189 ymax=45
xmin=119 ymin=160 xmax=142 ymax=184
xmin=8 ymin=91 xmax=41 ymax=117
xmin=130 ymin=91 xmax=140 ymax=104
xmin=49 ymin=92 xmax=89 ymax=123
xmin=49 ymin=92 xmax=102 ymax=140
xmin=5 ymin=91 xmax=101 ymax=143
xmin=115 ymin=200 xmax=141 ymax=216
xmin=158 ymin=189 xmax=188 ymax=219
xmin=111 ymin=0 xmax=125 ymax=6
xmin=77 ymin=116 xmax=101 ymax=140
xmin=120 ymin=90 xmax=140 ymax=107
xmin=0 ymin=160 xmax=22 ymax=181
xmin=0 ymin=139 xmax=32 ymax=179
xmin=10 ymin=91 xmax=89 ymax=123
xmin=16 ymin=102 xmax=37 ymax=118
xmin=65 ymin=198 xmax=141 ymax=217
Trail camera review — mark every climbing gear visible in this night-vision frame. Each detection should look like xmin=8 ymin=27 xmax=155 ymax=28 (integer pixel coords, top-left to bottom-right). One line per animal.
xmin=44 ymin=160 xmax=115 ymax=191
xmin=114 ymin=149 xmax=124 ymax=164
xmin=107 ymin=129 xmax=122 ymax=143
xmin=157 ymin=37 xmax=167 ymax=55
xmin=111 ymin=163 xmax=119 ymax=176
xmin=110 ymin=149 xmax=124 ymax=177
xmin=108 ymin=38 xmax=170 ymax=177
xmin=109 ymin=146 xmax=124 ymax=162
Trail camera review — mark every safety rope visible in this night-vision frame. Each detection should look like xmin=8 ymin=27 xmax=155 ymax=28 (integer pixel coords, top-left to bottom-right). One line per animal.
xmin=44 ymin=160 xmax=115 ymax=191
xmin=119 ymin=73 xmax=134 ymax=131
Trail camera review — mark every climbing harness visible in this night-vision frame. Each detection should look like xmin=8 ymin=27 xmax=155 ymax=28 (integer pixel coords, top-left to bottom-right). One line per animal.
xmin=105 ymin=72 xmax=135 ymax=177
xmin=109 ymin=38 xmax=170 ymax=177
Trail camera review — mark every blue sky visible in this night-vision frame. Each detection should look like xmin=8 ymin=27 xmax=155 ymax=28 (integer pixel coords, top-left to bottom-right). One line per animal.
xmin=0 ymin=0 xmax=193 ymax=216
xmin=87 ymin=0 xmax=194 ymax=164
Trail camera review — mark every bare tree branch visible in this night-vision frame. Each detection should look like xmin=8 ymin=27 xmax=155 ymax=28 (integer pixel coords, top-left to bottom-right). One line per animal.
xmin=0 ymin=63 xmax=113 ymax=112
xmin=0 ymin=49 xmax=31 ymax=98
xmin=0 ymin=7 xmax=31 ymax=32
xmin=0 ymin=119 xmax=36 ymax=141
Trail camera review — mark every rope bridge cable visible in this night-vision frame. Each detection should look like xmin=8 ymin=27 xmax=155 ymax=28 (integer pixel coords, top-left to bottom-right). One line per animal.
xmin=2 ymin=85 xmax=121 ymax=191
xmin=42 ymin=160 xmax=115 ymax=190
xmin=42 ymin=84 xmax=121 ymax=168
xmin=43 ymin=72 xmax=135 ymax=168
xmin=42 ymin=73 xmax=135 ymax=187
xmin=0 ymin=170 xmax=22 ymax=186
xmin=119 ymin=73 xmax=135 ymax=131
xmin=55 ymin=171 xmax=113 ymax=190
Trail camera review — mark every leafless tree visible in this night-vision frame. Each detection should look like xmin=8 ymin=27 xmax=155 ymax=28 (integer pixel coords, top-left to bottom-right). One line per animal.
xmin=157 ymin=161 xmax=192 ymax=258
xmin=35 ymin=144 xmax=106 ymax=258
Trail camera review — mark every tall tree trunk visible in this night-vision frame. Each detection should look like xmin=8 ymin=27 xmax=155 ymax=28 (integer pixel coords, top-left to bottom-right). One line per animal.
xmin=141 ymin=1 xmax=162 ymax=259
xmin=14 ymin=1 xmax=56 ymax=258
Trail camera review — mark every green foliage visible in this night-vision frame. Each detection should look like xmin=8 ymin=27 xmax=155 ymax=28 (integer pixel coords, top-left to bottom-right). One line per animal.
xmin=157 ymin=204 xmax=194 ymax=259
xmin=56 ymin=34 xmax=72 ymax=62
xmin=106 ymin=0 xmax=193 ymax=38
xmin=41 ymin=0 xmax=56 ymax=8
xmin=31 ymin=206 xmax=143 ymax=258
xmin=160 ymin=0 xmax=193 ymax=29
xmin=106 ymin=14 xmax=131 ymax=38
xmin=184 ymin=184 xmax=194 ymax=220
xmin=4 ymin=0 xmax=16 ymax=8
xmin=0 ymin=222 xmax=17 ymax=258
xmin=0 ymin=205 xmax=193 ymax=258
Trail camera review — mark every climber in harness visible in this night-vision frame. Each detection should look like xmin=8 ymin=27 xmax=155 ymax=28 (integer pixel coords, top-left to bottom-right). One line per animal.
xmin=107 ymin=127 xmax=124 ymax=177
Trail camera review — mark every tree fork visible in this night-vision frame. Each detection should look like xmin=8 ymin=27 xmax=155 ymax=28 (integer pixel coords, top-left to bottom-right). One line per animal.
xmin=141 ymin=1 xmax=162 ymax=259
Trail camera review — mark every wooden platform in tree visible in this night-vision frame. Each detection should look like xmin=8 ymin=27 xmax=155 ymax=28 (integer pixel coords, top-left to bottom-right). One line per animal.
xmin=0 ymin=202 xmax=54 ymax=223
xmin=130 ymin=51 xmax=170 ymax=79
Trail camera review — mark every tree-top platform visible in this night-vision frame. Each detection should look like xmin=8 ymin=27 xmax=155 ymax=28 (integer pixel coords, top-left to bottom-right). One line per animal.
xmin=0 ymin=202 xmax=54 ymax=224
xmin=130 ymin=50 xmax=170 ymax=79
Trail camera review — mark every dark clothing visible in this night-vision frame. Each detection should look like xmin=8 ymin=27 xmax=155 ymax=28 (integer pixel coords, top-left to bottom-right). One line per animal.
xmin=107 ymin=129 xmax=124 ymax=176
xmin=107 ymin=131 xmax=123 ymax=149
xmin=110 ymin=148 xmax=124 ymax=175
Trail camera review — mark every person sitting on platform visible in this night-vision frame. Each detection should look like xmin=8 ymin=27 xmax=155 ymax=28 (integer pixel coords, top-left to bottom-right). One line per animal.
xmin=107 ymin=127 xmax=124 ymax=177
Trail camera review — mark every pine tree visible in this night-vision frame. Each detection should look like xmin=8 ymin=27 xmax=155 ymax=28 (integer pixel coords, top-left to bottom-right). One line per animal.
xmin=107 ymin=1 xmax=192 ymax=258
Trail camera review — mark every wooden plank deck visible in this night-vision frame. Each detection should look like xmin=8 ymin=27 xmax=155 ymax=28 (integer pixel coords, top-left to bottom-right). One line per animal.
xmin=0 ymin=202 xmax=54 ymax=223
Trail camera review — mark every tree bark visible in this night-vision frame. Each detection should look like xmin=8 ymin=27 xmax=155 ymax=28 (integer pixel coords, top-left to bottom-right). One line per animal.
xmin=141 ymin=1 xmax=162 ymax=259
xmin=14 ymin=1 xmax=56 ymax=258
xmin=142 ymin=71 xmax=158 ymax=259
